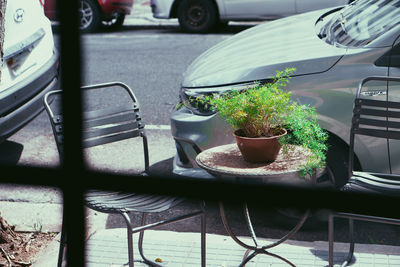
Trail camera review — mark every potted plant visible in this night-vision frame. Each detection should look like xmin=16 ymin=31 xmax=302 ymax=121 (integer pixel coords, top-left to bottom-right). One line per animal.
xmin=197 ymin=68 xmax=328 ymax=177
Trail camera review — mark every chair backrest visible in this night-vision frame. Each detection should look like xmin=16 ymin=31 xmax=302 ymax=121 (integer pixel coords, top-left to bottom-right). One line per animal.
xmin=349 ymin=76 xmax=400 ymax=176
xmin=43 ymin=82 xmax=149 ymax=173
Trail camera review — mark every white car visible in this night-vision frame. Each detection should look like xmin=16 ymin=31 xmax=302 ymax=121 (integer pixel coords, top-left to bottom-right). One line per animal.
xmin=170 ymin=0 xmax=400 ymax=187
xmin=0 ymin=0 xmax=59 ymax=143
xmin=150 ymin=0 xmax=352 ymax=33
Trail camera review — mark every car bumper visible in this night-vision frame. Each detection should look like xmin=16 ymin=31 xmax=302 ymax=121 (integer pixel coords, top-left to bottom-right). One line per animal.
xmin=172 ymin=154 xmax=215 ymax=179
xmin=150 ymin=0 xmax=174 ymax=19
xmin=0 ymin=50 xmax=60 ymax=142
xmin=170 ymin=106 xmax=234 ymax=177
xmin=101 ymin=0 xmax=133 ymax=15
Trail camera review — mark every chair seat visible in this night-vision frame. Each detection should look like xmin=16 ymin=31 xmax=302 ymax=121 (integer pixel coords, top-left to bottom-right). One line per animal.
xmin=342 ymin=171 xmax=400 ymax=197
xmin=85 ymin=190 xmax=184 ymax=213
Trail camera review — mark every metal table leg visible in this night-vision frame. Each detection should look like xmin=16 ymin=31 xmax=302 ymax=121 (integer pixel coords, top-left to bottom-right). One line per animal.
xmin=219 ymin=202 xmax=310 ymax=266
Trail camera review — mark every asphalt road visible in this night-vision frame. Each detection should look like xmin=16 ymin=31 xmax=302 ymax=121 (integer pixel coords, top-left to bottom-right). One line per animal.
xmin=60 ymin=25 xmax=247 ymax=126
xmin=2 ymin=25 xmax=244 ymax=168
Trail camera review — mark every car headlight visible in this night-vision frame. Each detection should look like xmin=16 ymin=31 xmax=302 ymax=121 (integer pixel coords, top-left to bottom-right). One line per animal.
xmin=180 ymin=82 xmax=263 ymax=116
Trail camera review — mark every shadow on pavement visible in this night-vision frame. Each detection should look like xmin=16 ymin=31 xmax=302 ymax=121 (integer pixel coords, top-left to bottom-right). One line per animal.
xmin=0 ymin=141 xmax=23 ymax=165
xmin=104 ymin=156 xmax=333 ymax=241
xmin=101 ymin=159 xmax=400 ymax=246
xmin=147 ymin=157 xmax=174 ymax=177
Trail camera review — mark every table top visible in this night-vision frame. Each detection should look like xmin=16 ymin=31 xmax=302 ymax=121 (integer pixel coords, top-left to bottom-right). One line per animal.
xmin=196 ymin=144 xmax=316 ymax=185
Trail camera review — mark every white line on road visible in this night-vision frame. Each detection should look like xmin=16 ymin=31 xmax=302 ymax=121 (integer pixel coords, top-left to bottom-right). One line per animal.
xmin=85 ymin=34 xmax=162 ymax=39
xmin=145 ymin=125 xmax=171 ymax=130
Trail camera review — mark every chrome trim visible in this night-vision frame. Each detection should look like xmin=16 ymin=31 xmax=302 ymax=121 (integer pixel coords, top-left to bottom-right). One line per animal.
xmin=3 ymin=28 xmax=45 ymax=60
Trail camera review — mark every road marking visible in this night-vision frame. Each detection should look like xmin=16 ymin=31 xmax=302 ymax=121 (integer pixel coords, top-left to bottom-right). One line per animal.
xmin=146 ymin=125 xmax=171 ymax=130
xmin=83 ymin=34 xmax=161 ymax=39
xmin=104 ymin=34 xmax=160 ymax=39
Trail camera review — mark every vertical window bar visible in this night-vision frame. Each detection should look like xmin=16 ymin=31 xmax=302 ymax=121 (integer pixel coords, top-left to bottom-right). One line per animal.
xmin=57 ymin=0 xmax=85 ymax=266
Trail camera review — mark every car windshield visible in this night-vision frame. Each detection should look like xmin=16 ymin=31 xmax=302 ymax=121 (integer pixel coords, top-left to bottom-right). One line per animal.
xmin=321 ymin=0 xmax=400 ymax=47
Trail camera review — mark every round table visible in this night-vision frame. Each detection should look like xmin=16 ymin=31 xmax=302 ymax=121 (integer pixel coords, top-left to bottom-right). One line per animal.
xmin=196 ymin=143 xmax=320 ymax=183
xmin=196 ymin=144 xmax=325 ymax=266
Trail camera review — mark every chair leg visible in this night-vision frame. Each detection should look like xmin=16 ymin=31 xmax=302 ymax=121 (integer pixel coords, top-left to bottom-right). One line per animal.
xmin=121 ymin=212 xmax=135 ymax=267
xmin=342 ymin=218 xmax=355 ymax=267
xmin=138 ymin=213 xmax=162 ymax=267
xmin=57 ymin=221 xmax=66 ymax=267
xmin=201 ymin=206 xmax=206 ymax=267
xmin=329 ymin=214 xmax=355 ymax=267
xmin=328 ymin=213 xmax=334 ymax=267
xmin=122 ymin=206 xmax=207 ymax=267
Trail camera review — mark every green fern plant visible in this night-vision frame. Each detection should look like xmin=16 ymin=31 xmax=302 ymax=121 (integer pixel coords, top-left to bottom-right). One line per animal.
xmin=281 ymin=103 xmax=328 ymax=177
xmin=202 ymin=68 xmax=294 ymax=138
xmin=198 ymin=68 xmax=328 ymax=176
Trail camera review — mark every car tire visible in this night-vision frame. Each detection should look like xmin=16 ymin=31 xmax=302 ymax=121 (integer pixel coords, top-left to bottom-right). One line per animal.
xmin=79 ymin=0 xmax=101 ymax=33
xmin=325 ymin=135 xmax=351 ymax=188
xmin=271 ymin=136 xmax=352 ymax=229
xmin=102 ymin=14 xmax=126 ymax=30
xmin=177 ymin=0 xmax=218 ymax=33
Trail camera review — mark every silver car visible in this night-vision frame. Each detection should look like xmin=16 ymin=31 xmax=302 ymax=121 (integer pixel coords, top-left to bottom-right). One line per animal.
xmin=150 ymin=0 xmax=352 ymax=33
xmin=170 ymin=0 xmax=400 ymax=186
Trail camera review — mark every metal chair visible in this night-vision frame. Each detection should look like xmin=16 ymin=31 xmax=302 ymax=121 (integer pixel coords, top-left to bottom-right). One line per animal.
xmin=328 ymin=76 xmax=400 ymax=267
xmin=43 ymin=81 xmax=206 ymax=267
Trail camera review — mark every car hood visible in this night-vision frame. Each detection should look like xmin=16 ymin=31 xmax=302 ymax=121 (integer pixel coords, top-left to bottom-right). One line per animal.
xmin=182 ymin=9 xmax=346 ymax=88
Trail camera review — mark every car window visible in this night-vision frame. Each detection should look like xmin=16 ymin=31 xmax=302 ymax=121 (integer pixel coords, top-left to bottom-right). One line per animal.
xmin=375 ymin=43 xmax=400 ymax=68
xmin=323 ymin=0 xmax=400 ymax=47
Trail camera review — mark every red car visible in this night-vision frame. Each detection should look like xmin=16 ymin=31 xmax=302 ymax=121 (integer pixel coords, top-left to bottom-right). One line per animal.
xmin=44 ymin=0 xmax=133 ymax=32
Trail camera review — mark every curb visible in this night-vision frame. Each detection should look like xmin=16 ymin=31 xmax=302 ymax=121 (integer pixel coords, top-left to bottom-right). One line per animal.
xmin=32 ymin=208 xmax=108 ymax=266
xmin=32 ymin=233 xmax=62 ymax=267
xmin=0 ymin=201 xmax=62 ymax=233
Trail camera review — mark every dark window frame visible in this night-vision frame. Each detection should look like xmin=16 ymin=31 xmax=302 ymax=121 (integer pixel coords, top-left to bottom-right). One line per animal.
xmin=375 ymin=41 xmax=400 ymax=68
xmin=1 ymin=1 xmax=399 ymax=266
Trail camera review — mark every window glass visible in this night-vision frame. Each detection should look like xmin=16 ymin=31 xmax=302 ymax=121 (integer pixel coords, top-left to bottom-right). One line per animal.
xmin=322 ymin=0 xmax=400 ymax=47
xmin=375 ymin=43 xmax=400 ymax=68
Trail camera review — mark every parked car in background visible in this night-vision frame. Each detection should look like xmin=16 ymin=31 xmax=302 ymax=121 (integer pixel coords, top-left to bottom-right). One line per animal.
xmin=150 ymin=0 xmax=353 ymax=33
xmin=44 ymin=0 xmax=134 ymax=33
xmin=0 ymin=0 xmax=59 ymax=143
xmin=170 ymin=0 xmax=400 ymax=187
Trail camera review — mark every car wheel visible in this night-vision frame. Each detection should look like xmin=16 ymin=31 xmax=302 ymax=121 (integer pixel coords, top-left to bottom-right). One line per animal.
xmin=79 ymin=0 xmax=101 ymax=33
xmin=177 ymin=0 xmax=218 ymax=33
xmin=271 ymin=136 xmax=351 ymax=229
xmin=325 ymin=136 xmax=351 ymax=188
xmin=102 ymin=13 xmax=126 ymax=30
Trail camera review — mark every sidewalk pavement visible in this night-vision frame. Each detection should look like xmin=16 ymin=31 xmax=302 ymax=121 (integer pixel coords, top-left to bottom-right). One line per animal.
xmin=85 ymin=230 xmax=400 ymax=267
xmin=125 ymin=0 xmax=179 ymax=27
xmin=3 ymin=186 xmax=399 ymax=266
xmin=33 ymin=225 xmax=400 ymax=267
xmin=3 ymin=197 xmax=398 ymax=267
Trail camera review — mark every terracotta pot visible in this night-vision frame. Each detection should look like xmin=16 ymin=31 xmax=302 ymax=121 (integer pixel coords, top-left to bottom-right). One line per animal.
xmin=234 ymin=129 xmax=287 ymax=163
